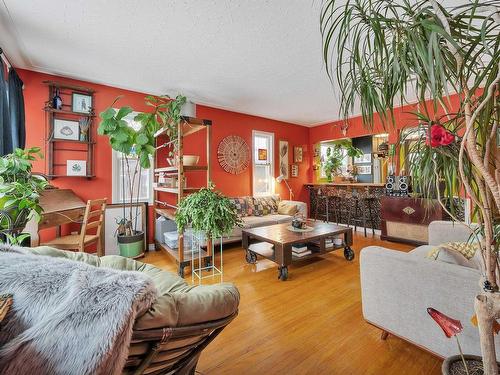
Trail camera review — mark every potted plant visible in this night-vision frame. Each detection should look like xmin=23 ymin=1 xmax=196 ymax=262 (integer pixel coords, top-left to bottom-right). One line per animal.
xmin=322 ymin=141 xmax=362 ymax=182
xmin=0 ymin=147 xmax=47 ymax=244
xmin=175 ymin=185 xmax=242 ymax=242
xmin=99 ymin=96 xmax=171 ymax=257
xmin=321 ymin=0 xmax=499 ymax=372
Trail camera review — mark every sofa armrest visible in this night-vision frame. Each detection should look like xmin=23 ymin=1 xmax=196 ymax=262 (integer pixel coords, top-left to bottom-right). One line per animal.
xmin=428 ymin=221 xmax=475 ymax=246
xmin=360 ymin=245 xmax=497 ymax=357
xmin=281 ymin=200 xmax=307 ymax=218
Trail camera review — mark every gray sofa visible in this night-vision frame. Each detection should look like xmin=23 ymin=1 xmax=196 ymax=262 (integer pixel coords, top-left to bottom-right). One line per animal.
xmin=360 ymin=220 xmax=500 ymax=358
xmin=223 ymin=197 xmax=307 ymax=244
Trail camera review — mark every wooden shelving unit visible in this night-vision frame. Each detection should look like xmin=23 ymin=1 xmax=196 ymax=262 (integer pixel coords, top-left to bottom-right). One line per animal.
xmin=153 ymin=116 xmax=213 ymax=277
xmin=43 ymin=81 xmax=95 ymax=179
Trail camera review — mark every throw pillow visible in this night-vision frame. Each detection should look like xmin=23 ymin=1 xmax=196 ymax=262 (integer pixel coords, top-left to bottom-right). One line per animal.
xmin=253 ymin=196 xmax=277 ymax=216
xmin=427 ymin=242 xmax=481 ymax=270
xmin=228 ymin=197 xmax=248 ymax=217
xmin=277 ymin=201 xmax=298 ymax=216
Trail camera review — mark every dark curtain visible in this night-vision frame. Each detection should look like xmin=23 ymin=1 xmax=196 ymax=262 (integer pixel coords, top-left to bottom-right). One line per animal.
xmin=8 ymin=68 xmax=25 ymax=150
xmin=0 ymin=59 xmax=11 ymax=156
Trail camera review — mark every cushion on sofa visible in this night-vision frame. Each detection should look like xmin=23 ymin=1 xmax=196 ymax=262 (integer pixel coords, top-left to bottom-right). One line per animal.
xmin=426 ymin=243 xmax=482 ymax=270
xmin=228 ymin=197 xmax=250 ymax=217
xmin=253 ymin=196 xmax=279 ymax=216
xmin=29 ymin=247 xmax=240 ymax=329
xmin=241 ymin=215 xmax=277 ymax=228
xmin=277 ymin=201 xmax=297 ymax=216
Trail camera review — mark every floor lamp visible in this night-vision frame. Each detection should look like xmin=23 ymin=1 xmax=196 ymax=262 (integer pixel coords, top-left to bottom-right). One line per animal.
xmin=276 ymin=174 xmax=293 ymax=200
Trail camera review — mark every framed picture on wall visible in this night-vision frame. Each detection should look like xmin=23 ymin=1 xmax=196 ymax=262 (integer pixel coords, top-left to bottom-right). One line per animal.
xmin=357 ymin=165 xmax=372 ymax=175
xmin=53 ymin=119 xmax=80 ymax=140
xmin=294 ymin=146 xmax=303 ymax=163
xmin=354 ymin=153 xmax=372 ymax=164
xmin=66 ymin=160 xmax=87 ymax=176
xmin=291 ymin=164 xmax=298 ymax=177
xmin=72 ymin=92 xmax=93 ymax=114
xmin=279 ymin=140 xmax=289 ymax=179
xmin=258 ymin=148 xmax=268 ymax=161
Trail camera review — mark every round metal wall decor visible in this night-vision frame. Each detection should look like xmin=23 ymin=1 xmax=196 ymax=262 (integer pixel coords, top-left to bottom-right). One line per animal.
xmin=217 ymin=135 xmax=250 ymax=175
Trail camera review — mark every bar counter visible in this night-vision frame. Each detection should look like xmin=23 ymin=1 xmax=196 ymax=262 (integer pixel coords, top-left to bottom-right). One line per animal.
xmin=305 ymin=182 xmax=385 ymax=230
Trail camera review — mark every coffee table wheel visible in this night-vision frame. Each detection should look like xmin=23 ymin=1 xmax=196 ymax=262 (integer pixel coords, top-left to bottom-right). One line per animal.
xmin=344 ymin=246 xmax=355 ymax=261
xmin=204 ymin=258 xmax=212 ymax=268
xmin=245 ymin=250 xmax=257 ymax=264
xmin=278 ymin=266 xmax=288 ymax=281
xmin=178 ymin=265 xmax=185 ymax=278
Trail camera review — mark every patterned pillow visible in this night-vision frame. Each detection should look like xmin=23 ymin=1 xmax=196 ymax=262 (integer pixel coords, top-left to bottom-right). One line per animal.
xmin=253 ymin=196 xmax=278 ymax=216
xmin=427 ymin=242 xmax=479 ymax=260
xmin=228 ymin=197 xmax=249 ymax=217
xmin=244 ymin=196 xmax=256 ymax=216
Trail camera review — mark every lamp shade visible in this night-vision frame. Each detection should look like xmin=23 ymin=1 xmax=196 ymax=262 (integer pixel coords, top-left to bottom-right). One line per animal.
xmin=276 ymin=174 xmax=284 ymax=183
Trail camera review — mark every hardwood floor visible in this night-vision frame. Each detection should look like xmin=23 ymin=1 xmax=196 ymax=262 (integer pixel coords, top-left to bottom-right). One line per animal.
xmin=143 ymin=233 xmax=442 ymax=375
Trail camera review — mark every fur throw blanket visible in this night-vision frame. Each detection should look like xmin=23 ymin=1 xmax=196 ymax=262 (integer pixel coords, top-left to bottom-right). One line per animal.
xmin=0 ymin=245 xmax=157 ymax=375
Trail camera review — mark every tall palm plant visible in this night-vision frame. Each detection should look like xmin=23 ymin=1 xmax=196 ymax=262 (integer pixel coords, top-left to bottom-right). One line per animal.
xmin=321 ymin=0 xmax=500 ymax=373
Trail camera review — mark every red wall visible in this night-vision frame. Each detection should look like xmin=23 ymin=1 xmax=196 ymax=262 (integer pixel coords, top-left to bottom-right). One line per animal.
xmin=18 ymin=69 xmax=310 ymax=243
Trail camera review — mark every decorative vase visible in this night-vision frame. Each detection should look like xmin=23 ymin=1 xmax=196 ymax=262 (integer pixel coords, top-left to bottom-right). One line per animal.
xmin=117 ymin=231 xmax=144 ymax=258
xmin=52 ymin=89 xmax=62 ymax=110
xmin=180 ymin=101 xmax=196 ymax=117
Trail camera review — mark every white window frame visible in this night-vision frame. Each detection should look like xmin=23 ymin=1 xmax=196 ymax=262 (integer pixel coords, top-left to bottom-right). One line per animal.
xmin=252 ymin=130 xmax=275 ymax=197
xmin=111 ymin=111 xmax=154 ymax=205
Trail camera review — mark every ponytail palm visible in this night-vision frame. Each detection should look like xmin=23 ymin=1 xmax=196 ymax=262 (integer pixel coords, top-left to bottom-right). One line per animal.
xmin=321 ymin=0 xmax=500 ymax=372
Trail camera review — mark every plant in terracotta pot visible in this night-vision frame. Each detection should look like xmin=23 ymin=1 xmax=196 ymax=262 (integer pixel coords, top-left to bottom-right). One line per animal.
xmin=0 ymin=147 xmax=47 ymax=244
xmin=99 ymin=96 xmax=169 ymax=257
xmin=322 ymin=1 xmax=499 ymax=372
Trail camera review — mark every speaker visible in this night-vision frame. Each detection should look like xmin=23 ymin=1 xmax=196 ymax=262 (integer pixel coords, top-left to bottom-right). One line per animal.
xmin=385 ymin=175 xmax=395 ymax=195
xmin=385 ymin=175 xmax=411 ymax=196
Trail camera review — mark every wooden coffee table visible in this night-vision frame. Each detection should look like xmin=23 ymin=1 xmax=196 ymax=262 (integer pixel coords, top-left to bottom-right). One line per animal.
xmin=242 ymin=222 xmax=354 ymax=281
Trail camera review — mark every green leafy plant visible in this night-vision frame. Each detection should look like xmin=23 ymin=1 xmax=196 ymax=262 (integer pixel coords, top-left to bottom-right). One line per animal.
xmin=161 ymin=94 xmax=187 ymax=157
xmin=175 ymin=185 xmax=242 ymax=239
xmin=322 ymin=141 xmax=362 ymax=182
xmin=99 ymin=96 xmax=169 ymax=236
xmin=0 ymin=147 xmax=47 ymax=232
xmin=321 ymin=0 xmax=499 ymax=371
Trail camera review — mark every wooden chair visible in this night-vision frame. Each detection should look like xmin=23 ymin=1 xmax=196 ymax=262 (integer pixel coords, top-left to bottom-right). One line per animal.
xmin=41 ymin=198 xmax=107 ymax=256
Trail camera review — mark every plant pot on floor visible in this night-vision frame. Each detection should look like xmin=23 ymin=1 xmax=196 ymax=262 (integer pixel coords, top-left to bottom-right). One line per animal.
xmin=117 ymin=231 xmax=144 ymax=258
xmin=442 ymin=355 xmax=500 ymax=375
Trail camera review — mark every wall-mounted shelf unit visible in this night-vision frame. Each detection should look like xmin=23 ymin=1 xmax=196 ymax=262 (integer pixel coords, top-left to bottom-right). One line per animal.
xmin=153 ymin=116 xmax=212 ymax=277
xmin=43 ymin=81 xmax=95 ymax=179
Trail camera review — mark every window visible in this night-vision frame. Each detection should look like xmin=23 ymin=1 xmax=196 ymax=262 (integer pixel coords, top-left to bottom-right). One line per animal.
xmin=319 ymin=142 xmax=348 ymax=178
xmin=111 ymin=111 xmax=153 ymax=204
xmin=252 ymin=131 xmax=274 ymax=196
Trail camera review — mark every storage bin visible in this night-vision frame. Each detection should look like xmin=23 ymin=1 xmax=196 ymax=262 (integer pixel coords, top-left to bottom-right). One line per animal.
xmin=155 ymin=217 xmax=177 ymax=244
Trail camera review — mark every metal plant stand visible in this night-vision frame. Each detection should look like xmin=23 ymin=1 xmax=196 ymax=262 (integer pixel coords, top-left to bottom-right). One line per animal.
xmin=191 ymin=232 xmax=223 ymax=284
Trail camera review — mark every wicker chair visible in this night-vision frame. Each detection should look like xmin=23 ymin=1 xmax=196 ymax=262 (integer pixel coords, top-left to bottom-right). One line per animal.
xmin=27 ymin=246 xmax=240 ymax=375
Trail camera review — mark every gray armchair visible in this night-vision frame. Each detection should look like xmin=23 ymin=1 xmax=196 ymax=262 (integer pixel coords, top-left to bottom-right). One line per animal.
xmin=360 ymin=221 xmax=500 ymax=358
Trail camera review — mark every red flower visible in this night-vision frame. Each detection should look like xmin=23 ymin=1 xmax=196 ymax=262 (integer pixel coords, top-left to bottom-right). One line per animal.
xmin=427 ymin=307 xmax=463 ymax=338
xmin=427 ymin=125 xmax=455 ymax=147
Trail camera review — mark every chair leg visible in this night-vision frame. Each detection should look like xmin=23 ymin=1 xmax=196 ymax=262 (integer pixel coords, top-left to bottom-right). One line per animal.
xmin=381 ymin=330 xmax=389 ymax=340
xmin=96 ymin=239 xmax=103 ymax=257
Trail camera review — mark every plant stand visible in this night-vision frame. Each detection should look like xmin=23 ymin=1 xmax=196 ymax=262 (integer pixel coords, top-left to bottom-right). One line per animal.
xmin=191 ymin=232 xmax=223 ymax=284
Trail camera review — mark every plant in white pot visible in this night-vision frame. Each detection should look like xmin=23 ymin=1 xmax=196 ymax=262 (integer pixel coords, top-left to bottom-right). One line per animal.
xmin=321 ymin=0 xmax=499 ymax=373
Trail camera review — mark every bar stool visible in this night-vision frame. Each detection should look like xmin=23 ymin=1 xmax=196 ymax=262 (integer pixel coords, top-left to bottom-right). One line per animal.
xmin=346 ymin=190 xmax=376 ymax=237
xmin=314 ymin=188 xmax=341 ymax=224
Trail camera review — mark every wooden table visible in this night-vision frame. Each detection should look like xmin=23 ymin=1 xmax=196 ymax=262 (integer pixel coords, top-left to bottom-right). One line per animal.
xmin=242 ymin=222 xmax=353 ymax=281
xmin=24 ymin=188 xmax=87 ymax=246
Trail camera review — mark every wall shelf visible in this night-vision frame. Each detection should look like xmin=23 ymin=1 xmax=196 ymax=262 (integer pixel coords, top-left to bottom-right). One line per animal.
xmin=44 ymin=81 xmax=95 ymax=180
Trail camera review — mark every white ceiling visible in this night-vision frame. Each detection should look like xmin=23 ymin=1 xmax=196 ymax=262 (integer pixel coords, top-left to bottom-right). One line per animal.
xmin=0 ymin=0 xmax=346 ymax=126
xmin=0 ymin=0 xmax=463 ymax=127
